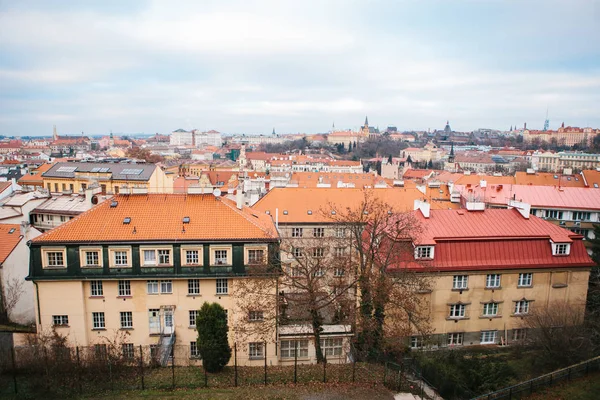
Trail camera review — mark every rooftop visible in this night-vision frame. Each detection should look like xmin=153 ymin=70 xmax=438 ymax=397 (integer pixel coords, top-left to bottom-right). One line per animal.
xmin=0 ymin=224 xmax=22 ymax=263
xmin=33 ymin=194 xmax=277 ymax=243
xmin=42 ymin=162 xmax=156 ymax=181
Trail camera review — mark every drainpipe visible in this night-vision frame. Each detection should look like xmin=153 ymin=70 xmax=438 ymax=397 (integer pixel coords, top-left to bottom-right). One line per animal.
xmin=33 ymin=280 xmax=42 ymax=328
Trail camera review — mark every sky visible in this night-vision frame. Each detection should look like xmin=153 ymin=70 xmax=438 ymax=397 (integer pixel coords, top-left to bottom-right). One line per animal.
xmin=1 ymin=0 xmax=599 ymax=136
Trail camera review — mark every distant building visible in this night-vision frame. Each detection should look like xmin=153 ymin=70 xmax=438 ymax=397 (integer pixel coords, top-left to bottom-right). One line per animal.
xmin=523 ymin=125 xmax=600 ymax=147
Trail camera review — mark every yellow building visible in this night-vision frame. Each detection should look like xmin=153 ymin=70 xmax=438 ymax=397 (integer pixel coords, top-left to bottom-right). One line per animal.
xmin=41 ymin=162 xmax=174 ymax=194
xmin=28 ymin=193 xmax=280 ymax=366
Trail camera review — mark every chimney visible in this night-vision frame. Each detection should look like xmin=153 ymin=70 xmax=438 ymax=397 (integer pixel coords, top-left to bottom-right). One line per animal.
xmin=413 ymin=199 xmax=430 ymax=218
xmin=236 ymin=188 xmax=243 ymax=210
xmin=20 ymin=221 xmax=30 ymax=238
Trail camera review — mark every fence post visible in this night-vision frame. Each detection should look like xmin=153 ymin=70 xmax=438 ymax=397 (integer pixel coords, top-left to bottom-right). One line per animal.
xmin=264 ymin=341 xmax=268 ymax=386
xmin=11 ymin=345 xmax=18 ymax=394
xmin=234 ymin=343 xmax=238 ymax=387
xmin=139 ymin=345 xmax=145 ymax=390
xmin=323 ymin=357 xmax=327 ymax=383
xmin=171 ymin=345 xmax=175 ymax=389
xmin=76 ymin=346 xmax=82 ymax=394
xmin=294 ymin=341 xmax=298 ymax=384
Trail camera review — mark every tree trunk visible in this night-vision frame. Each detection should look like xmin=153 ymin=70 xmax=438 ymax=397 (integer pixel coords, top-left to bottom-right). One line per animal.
xmin=310 ymin=308 xmax=325 ymax=363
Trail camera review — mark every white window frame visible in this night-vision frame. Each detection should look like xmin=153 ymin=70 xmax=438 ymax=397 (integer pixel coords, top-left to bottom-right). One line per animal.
xmin=551 ymin=242 xmax=570 ymax=256
xmin=216 ymin=278 xmax=228 ymax=295
xmin=482 ymin=302 xmax=499 ymax=317
xmin=147 ymin=280 xmax=159 ymax=294
xmin=514 ymin=300 xmax=530 ymax=315
xmin=189 ymin=310 xmax=199 ymax=327
xmin=188 ymin=279 xmax=200 ymax=295
xmin=248 ymin=311 xmax=264 ymax=322
xmin=120 ymin=311 xmax=133 ymax=329
xmin=190 ymin=341 xmax=201 ymax=358
xmin=210 ymin=245 xmax=232 ymax=266
xmin=573 ymin=211 xmax=591 ymax=221
xmin=160 ymin=280 xmax=173 ymax=294
xmin=410 ymin=336 xmax=423 ymax=348
xmin=480 ymin=330 xmax=497 ymax=344
xmin=486 ymin=274 xmax=501 ymax=289
xmin=448 ymin=332 xmax=463 ymax=346
xmin=52 ymin=315 xmax=69 ymax=326
xmin=512 ymin=329 xmax=527 ymax=341
xmin=312 ymin=247 xmax=325 ymax=258
xmin=181 ymin=245 xmax=203 ymax=267
xmin=42 ymin=247 xmax=67 ymax=269
xmin=292 ymin=247 xmax=303 ymax=258
xmin=280 ymin=340 xmax=309 ymax=358
xmin=118 ymin=280 xmax=131 ymax=296
xmin=334 ymin=228 xmax=346 ymax=238
xmin=122 ymin=343 xmax=135 ymax=359
xmin=334 ymin=247 xmax=346 ymax=257
xmin=453 ymin=275 xmax=469 ymax=290
xmin=320 ymin=337 xmax=343 ymax=357
xmin=139 ymin=246 xmax=173 ymax=267
xmin=108 ymin=247 xmax=132 ymax=268
xmin=449 ymin=304 xmax=466 ymax=318
xmin=80 ymin=247 xmax=103 ymax=268
xmin=313 ymin=227 xmax=325 ymax=238
xmin=518 ymin=273 xmax=533 ymax=287
xmin=89 ymin=280 xmax=103 ymax=297
xmin=92 ymin=312 xmax=105 ymax=329
xmin=244 ymin=245 xmax=268 ymax=265
xmin=249 ymin=342 xmax=264 ymax=359
xmin=415 ymin=246 xmax=434 ymax=260
xmin=291 ymin=227 xmax=303 ymax=238
xmin=334 ymin=267 xmax=345 ymax=277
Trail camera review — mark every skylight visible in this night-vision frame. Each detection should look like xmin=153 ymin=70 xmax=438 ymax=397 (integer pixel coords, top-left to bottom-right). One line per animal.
xmin=123 ymin=217 xmax=131 ymax=224
xmin=56 ymin=166 xmax=77 ymax=173
xmin=182 ymin=216 xmax=190 ymax=224
xmin=121 ymin=168 xmax=143 ymax=175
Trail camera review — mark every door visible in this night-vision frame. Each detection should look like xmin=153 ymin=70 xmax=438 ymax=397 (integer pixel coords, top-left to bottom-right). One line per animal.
xmin=149 ymin=309 xmax=160 ymax=335
xmin=162 ymin=308 xmax=174 ymax=335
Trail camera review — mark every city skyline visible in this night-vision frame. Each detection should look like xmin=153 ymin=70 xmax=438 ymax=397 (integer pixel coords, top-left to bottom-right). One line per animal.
xmin=1 ymin=0 xmax=599 ymax=136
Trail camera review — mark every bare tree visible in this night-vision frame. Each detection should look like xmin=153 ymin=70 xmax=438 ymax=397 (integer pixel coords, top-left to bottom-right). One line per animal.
xmin=0 ymin=274 xmax=25 ymax=323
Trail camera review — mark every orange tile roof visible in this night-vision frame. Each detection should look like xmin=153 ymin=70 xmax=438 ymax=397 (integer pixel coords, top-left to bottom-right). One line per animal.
xmin=0 ymin=224 xmax=22 ymax=263
xmin=17 ymin=173 xmax=44 ymax=185
xmin=0 ymin=182 xmax=12 ymax=194
xmin=288 ymin=172 xmax=381 ymax=188
xmin=515 ymin=171 xmax=585 ymax=188
xmin=33 ymin=194 xmax=278 ymax=243
xmin=253 ymin=187 xmax=455 ymax=224
xmin=454 ymin=174 xmax=516 ymax=186
xmin=582 ymin=170 xmax=600 ymax=188
xmin=402 ymin=169 xmax=434 ymax=179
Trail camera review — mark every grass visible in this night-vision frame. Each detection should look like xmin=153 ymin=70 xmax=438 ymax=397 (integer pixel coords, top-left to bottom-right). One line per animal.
xmin=525 ymin=371 xmax=600 ymax=400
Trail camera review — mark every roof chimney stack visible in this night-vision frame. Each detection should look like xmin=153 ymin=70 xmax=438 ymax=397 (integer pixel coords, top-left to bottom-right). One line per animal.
xmin=414 ymin=199 xmax=430 ymax=218
xmin=236 ymin=188 xmax=243 ymax=210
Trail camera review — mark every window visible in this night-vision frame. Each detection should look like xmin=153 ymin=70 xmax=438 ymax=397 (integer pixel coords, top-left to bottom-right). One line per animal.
xmin=95 ymin=344 xmax=107 ymax=359
xmin=248 ymin=249 xmax=265 ymax=264
xmin=158 ymin=249 xmax=170 ymax=265
xmin=84 ymin=251 xmax=100 ymax=267
xmin=143 ymin=249 xmax=156 ymax=265
xmin=114 ymin=251 xmax=128 ymax=266
xmin=555 ymin=243 xmax=569 ymax=255
xmin=160 ymin=280 xmax=172 ymax=294
xmin=150 ymin=344 xmax=158 ymax=359
xmin=415 ymin=246 xmax=433 ymax=259
xmin=118 ymin=280 xmax=131 ymax=296
xmin=185 ymin=250 xmax=200 ymax=265
xmin=291 ymin=227 xmax=303 ymax=238
xmin=248 ymin=311 xmax=264 ymax=322
xmin=216 ymin=278 xmax=228 ymax=294
xmin=190 ymin=341 xmax=201 ymax=358
xmin=189 ymin=310 xmax=199 ymax=327
xmin=91 ymin=281 xmax=103 ymax=297
xmin=313 ymin=227 xmax=324 ymax=238
xmin=486 ymin=274 xmax=501 ymax=289
xmin=280 ymin=340 xmax=309 ymax=358
xmin=514 ymin=300 xmax=530 ymax=315
xmin=122 ymin=343 xmax=135 ymax=359
xmin=453 ymin=275 xmax=468 ymax=290
xmin=512 ymin=329 xmax=527 ymax=341
xmin=60 ymin=215 xmax=66 ymax=222
xmin=545 ymin=210 xmax=563 ymax=220
xmin=573 ymin=211 xmax=591 ymax=221
xmin=334 ymin=247 xmax=346 ymax=257
xmin=334 ymin=268 xmax=345 ymax=277
xmin=482 ymin=302 xmax=499 ymax=317
xmin=147 ymin=280 xmax=159 ymax=294
xmin=410 ymin=336 xmax=423 ymax=348
xmin=293 ymin=247 xmax=303 ymax=258
xmin=313 ymin=268 xmax=325 ymax=277
xmin=46 ymin=251 xmax=65 ymax=267
xmin=312 ymin=247 xmax=325 ymax=258
xmin=480 ymin=330 xmax=497 ymax=344
xmin=321 ymin=338 xmax=343 ymax=357
xmin=449 ymin=304 xmax=466 ymax=318
xmin=120 ymin=311 xmax=133 ymax=329
xmin=289 ymin=266 xmax=302 ymax=277
xmin=52 ymin=315 xmax=69 ymax=326
xmin=335 ymin=228 xmax=346 ymax=238
xmin=188 ymin=279 xmax=200 ymax=295
xmin=448 ymin=333 xmax=463 ymax=346
xmin=518 ymin=273 xmax=533 ymax=287
xmin=92 ymin=312 xmax=105 ymax=329
xmin=214 ymin=250 xmax=228 ymax=265
xmin=249 ymin=342 xmax=264 ymax=359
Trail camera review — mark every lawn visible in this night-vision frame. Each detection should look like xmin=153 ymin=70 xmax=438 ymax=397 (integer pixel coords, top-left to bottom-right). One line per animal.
xmin=524 ymin=371 xmax=600 ymax=400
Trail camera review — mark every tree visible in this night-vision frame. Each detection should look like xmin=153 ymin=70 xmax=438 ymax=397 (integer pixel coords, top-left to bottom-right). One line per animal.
xmin=126 ymin=146 xmax=164 ymax=163
xmin=0 ymin=274 xmax=25 ymax=324
xmin=196 ymin=302 xmax=231 ymax=372
xmin=586 ymin=224 xmax=600 ymax=318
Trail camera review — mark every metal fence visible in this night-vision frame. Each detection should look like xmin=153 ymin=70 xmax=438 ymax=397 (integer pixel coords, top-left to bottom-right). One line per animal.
xmin=472 ymin=355 xmax=600 ymax=400
xmin=0 ymin=342 xmax=397 ymax=398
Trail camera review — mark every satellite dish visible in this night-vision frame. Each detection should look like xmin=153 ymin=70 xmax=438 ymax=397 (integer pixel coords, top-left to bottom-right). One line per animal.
xmin=213 ymin=188 xmax=221 ymax=197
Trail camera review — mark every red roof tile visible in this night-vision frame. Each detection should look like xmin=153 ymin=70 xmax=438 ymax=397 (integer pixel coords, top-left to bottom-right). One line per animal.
xmin=0 ymin=224 xmax=22 ymax=263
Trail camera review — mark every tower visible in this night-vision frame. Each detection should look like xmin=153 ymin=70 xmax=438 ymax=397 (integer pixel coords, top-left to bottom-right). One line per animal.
xmin=272 ymin=128 xmax=276 ymax=135
xmin=448 ymin=142 xmax=455 ymax=163
xmin=444 ymin=120 xmax=451 ymax=133
xmin=543 ymin=108 xmax=549 ymax=131
xmin=364 ymin=116 xmax=369 ymax=127
xmin=53 ymin=125 xmax=58 ymax=141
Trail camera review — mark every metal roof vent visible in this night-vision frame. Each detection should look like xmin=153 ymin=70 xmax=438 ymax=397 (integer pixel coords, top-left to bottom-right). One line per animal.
xmin=110 ymin=201 xmax=118 ymax=208
xmin=123 ymin=217 xmax=131 ymax=224
xmin=307 ymin=210 xmax=312 ymax=215
xmin=283 ymin=210 xmax=288 ymax=215
xmin=182 ymin=216 xmax=190 ymax=224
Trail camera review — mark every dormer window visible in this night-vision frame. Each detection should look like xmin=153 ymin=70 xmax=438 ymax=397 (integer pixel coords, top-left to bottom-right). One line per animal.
xmin=551 ymin=242 xmax=570 ymax=256
xmin=415 ymin=246 xmax=434 ymax=260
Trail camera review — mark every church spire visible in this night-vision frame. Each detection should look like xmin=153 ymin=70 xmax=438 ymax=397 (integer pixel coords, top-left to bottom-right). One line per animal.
xmin=364 ymin=116 xmax=369 ymax=126
xmin=272 ymin=127 xmax=276 ymax=135
xmin=53 ymin=125 xmax=58 ymax=141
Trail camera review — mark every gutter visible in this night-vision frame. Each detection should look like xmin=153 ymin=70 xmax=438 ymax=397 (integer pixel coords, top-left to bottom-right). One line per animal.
xmin=33 ymin=280 xmax=41 ymax=327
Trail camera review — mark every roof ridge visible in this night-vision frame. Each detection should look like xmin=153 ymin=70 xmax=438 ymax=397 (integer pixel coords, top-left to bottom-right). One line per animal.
xmin=219 ymin=197 xmax=276 ymax=238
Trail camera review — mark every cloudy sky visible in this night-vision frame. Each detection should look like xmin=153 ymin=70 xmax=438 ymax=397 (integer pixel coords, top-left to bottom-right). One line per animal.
xmin=1 ymin=0 xmax=599 ymax=136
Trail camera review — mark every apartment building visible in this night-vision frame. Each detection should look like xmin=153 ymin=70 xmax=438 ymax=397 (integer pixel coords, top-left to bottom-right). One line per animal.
xmin=530 ymin=150 xmax=600 ymax=173
xmin=28 ymin=193 xmax=280 ymax=366
xmin=523 ymin=126 xmax=599 ymax=147
xmin=41 ymin=162 xmax=173 ymax=194
xmin=404 ymin=207 xmax=593 ymax=348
